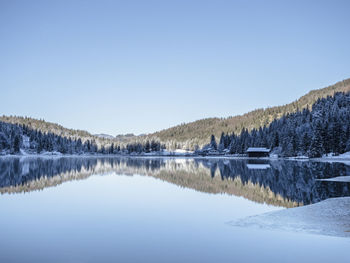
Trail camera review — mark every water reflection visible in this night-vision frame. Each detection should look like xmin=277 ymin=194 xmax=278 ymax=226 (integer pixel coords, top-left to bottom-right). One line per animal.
xmin=1 ymin=157 xmax=350 ymax=207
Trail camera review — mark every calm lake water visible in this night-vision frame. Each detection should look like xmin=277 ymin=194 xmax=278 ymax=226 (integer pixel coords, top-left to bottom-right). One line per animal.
xmin=0 ymin=157 xmax=349 ymax=263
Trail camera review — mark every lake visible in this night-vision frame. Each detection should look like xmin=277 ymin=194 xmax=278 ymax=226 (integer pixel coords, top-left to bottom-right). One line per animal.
xmin=0 ymin=157 xmax=349 ymax=263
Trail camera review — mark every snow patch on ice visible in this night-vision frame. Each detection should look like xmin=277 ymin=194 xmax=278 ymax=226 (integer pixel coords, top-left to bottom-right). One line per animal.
xmin=321 ymin=151 xmax=350 ymax=160
xmin=337 ymin=152 xmax=350 ymax=158
xmin=229 ymin=197 xmax=350 ymax=238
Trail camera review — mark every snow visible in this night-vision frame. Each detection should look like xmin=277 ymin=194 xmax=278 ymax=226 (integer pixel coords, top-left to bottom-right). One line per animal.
xmin=19 ymin=149 xmax=29 ymax=155
xmin=317 ymin=176 xmax=350 ymax=182
xmin=22 ymin=135 xmax=30 ymax=148
xmin=229 ymin=197 xmax=350 ymax=238
xmin=174 ymin=149 xmax=193 ymax=154
xmin=333 ymin=152 xmax=350 ymax=159
xmin=293 ymin=155 xmax=309 ymax=159
xmin=157 ymin=149 xmax=194 ymax=156
xmin=339 ymin=152 xmax=350 ymax=158
xmin=321 ymin=151 xmax=350 ymax=159
xmin=40 ymin=151 xmax=63 ymax=156
xmin=315 ymin=151 xmax=350 ymax=165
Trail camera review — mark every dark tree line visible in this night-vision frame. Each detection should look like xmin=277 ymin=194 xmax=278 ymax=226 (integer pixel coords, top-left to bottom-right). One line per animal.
xmin=0 ymin=121 xmax=164 ymax=155
xmin=203 ymin=92 xmax=350 ymax=157
xmin=125 ymin=140 xmax=165 ymax=154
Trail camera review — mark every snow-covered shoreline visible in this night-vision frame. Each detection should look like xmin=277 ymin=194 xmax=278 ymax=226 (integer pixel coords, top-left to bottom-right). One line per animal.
xmin=229 ymin=197 xmax=350 ymax=238
xmin=2 ymin=152 xmax=350 ymax=163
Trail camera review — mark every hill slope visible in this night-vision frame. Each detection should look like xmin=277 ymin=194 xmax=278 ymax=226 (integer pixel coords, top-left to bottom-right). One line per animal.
xmin=144 ymin=78 xmax=350 ymax=149
xmin=2 ymin=78 xmax=350 ymax=151
xmin=0 ymin=115 xmax=114 ymax=148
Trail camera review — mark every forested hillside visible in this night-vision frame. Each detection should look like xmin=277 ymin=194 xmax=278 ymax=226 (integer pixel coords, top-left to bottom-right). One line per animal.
xmin=0 ymin=115 xmax=108 ymax=144
xmin=202 ymin=92 xmax=350 ymax=157
xmin=1 ymin=78 xmax=350 ymax=153
xmin=0 ymin=121 xmax=164 ymax=155
xmin=145 ymin=78 xmax=350 ymax=150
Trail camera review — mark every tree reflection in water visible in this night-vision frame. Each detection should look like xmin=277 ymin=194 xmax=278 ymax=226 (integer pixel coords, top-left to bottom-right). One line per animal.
xmin=1 ymin=157 xmax=349 ymax=207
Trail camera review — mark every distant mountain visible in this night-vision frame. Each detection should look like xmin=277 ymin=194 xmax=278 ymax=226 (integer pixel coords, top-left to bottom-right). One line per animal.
xmin=142 ymin=78 xmax=350 ymax=150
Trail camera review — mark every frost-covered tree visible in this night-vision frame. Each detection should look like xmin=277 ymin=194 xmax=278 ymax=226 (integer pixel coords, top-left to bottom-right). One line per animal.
xmin=210 ymin=134 xmax=217 ymax=150
xmin=218 ymin=132 xmax=225 ymax=152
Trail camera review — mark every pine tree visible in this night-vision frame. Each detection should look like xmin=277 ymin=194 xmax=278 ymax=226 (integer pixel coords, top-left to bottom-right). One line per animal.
xmin=301 ymin=132 xmax=311 ymax=154
xmin=210 ymin=134 xmax=217 ymax=150
xmin=309 ymin=122 xmax=324 ymax=158
xmin=13 ymin=134 xmax=21 ymax=153
xmin=145 ymin=141 xmax=150 ymax=153
xmin=218 ymin=132 xmax=225 ymax=152
xmin=272 ymin=132 xmax=279 ymax=148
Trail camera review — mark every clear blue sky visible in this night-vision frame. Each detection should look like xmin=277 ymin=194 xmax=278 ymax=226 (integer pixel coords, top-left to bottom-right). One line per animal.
xmin=1 ymin=0 xmax=350 ymax=135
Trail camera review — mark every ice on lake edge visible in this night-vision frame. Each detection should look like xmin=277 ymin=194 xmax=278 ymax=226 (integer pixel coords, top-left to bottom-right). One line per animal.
xmin=229 ymin=197 xmax=350 ymax=238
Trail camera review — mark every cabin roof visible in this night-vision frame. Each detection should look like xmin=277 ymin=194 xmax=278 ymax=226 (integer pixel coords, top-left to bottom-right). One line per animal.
xmin=246 ymin=147 xmax=270 ymax=153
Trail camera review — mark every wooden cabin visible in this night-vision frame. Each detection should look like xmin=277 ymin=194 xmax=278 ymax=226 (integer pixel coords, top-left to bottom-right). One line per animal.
xmin=246 ymin=147 xmax=270 ymax=157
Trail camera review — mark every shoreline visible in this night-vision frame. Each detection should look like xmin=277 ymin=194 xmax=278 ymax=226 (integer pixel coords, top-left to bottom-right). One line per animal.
xmin=229 ymin=197 xmax=350 ymax=238
xmin=1 ymin=152 xmax=350 ymax=164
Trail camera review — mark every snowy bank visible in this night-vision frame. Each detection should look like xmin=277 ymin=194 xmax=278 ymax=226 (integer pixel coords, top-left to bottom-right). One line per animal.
xmin=229 ymin=197 xmax=350 ymax=238
xmin=313 ymin=152 xmax=350 ymax=165
xmin=317 ymin=176 xmax=350 ymax=182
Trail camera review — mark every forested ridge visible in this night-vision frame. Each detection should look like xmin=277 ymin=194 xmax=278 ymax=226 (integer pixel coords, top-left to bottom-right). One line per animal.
xmin=0 ymin=115 xmax=108 ymax=146
xmin=0 ymin=121 xmax=164 ymax=155
xmin=203 ymin=92 xmax=350 ymax=157
xmin=1 ymin=78 xmax=350 ymax=156
xmin=145 ymin=78 xmax=350 ymax=149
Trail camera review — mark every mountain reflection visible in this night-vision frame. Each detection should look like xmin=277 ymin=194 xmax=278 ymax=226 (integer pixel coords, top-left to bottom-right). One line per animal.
xmin=1 ymin=157 xmax=350 ymax=207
